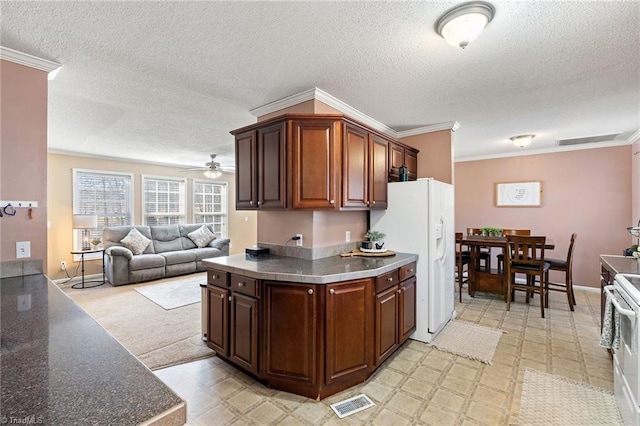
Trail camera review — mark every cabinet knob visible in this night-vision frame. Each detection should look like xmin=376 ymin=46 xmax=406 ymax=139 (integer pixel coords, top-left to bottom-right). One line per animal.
xmin=409 ymin=269 xmax=414 ymax=272
xmin=372 ymin=201 xmax=376 ymax=205
xmin=330 ymin=199 xmax=335 ymax=205
xmin=228 ymin=296 xmax=233 ymax=301
xmin=257 ymin=201 xmax=261 ymax=206
xmin=212 ymin=275 xmax=218 ymax=279
xmin=308 ymin=289 xmax=314 ymax=295
xmin=249 ymin=200 xmax=254 ymax=205
xmin=397 ymin=289 xmax=402 ymax=294
xmin=329 ymin=289 xmax=335 ymax=294
xmin=237 ymin=282 xmax=245 ymax=287
xmin=388 ymin=277 xmax=393 ymax=282
xmin=220 ymin=293 xmax=224 ymax=299
xmin=367 ymin=201 xmax=370 ymax=206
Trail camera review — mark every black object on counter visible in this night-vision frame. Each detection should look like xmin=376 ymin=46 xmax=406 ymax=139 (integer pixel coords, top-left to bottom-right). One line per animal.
xmin=246 ymin=246 xmax=270 ymax=257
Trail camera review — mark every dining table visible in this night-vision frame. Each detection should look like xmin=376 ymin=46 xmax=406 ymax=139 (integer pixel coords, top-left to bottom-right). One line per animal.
xmin=463 ymin=235 xmax=555 ymax=299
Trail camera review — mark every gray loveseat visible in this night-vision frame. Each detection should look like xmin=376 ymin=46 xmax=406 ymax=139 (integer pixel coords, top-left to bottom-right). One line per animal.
xmin=103 ymin=224 xmax=230 ymax=286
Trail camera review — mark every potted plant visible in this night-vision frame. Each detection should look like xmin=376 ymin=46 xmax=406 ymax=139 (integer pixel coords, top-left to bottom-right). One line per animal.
xmin=363 ymin=230 xmax=386 ymax=250
xmin=90 ymin=237 xmax=101 ymax=250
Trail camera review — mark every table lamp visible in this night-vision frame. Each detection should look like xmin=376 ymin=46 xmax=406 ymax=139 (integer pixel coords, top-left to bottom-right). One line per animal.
xmin=73 ymin=214 xmax=98 ymax=251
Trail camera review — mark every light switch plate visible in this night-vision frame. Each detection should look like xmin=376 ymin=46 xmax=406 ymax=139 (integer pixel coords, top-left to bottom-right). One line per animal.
xmin=16 ymin=241 xmax=31 ymax=259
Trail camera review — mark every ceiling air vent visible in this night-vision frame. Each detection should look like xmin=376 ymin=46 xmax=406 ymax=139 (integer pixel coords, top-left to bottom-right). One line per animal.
xmin=557 ymin=133 xmax=621 ymax=146
xmin=330 ymin=394 xmax=375 ymax=418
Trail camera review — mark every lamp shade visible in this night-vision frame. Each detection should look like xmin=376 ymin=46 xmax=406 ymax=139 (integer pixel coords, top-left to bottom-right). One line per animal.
xmin=73 ymin=214 xmax=98 ymax=229
xmin=204 ymin=169 xmax=222 ymax=179
xmin=436 ymin=2 xmax=495 ymax=49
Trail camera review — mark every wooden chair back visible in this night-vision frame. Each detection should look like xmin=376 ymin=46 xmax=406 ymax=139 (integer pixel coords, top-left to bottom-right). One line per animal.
xmin=506 ymin=235 xmax=547 ymax=273
xmin=466 ymin=228 xmax=482 ymax=236
xmin=502 ymin=229 xmax=531 ymax=236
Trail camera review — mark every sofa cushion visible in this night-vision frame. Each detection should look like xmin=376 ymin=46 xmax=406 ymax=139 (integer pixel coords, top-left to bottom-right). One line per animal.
xmin=121 ymin=228 xmax=152 ymax=255
xmin=188 ymin=225 xmax=216 ymax=248
xmin=128 ymin=254 xmax=166 ymax=271
xmin=161 ymin=250 xmax=197 ymax=266
xmin=192 ymin=247 xmax=224 ymax=261
xmin=150 ymin=225 xmax=184 ymax=253
xmin=179 ymin=224 xmax=216 ymax=249
xmin=103 ymin=226 xmax=155 ymax=254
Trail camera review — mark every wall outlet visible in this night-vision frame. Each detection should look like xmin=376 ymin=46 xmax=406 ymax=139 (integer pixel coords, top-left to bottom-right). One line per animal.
xmin=16 ymin=241 xmax=31 ymax=259
xmin=346 ymin=231 xmax=351 ymax=242
xmin=60 ymin=261 xmax=67 ymax=271
xmin=296 ymin=233 xmax=303 ymax=247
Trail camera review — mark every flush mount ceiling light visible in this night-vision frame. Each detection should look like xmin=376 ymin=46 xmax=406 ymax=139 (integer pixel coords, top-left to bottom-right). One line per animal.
xmin=435 ymin=1 xmax=495 ymax=49
xmin=510 ymin=134 xmax=535 ymax=148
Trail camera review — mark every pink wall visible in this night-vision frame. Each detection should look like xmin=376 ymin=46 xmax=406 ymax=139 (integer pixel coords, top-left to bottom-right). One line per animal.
xmin=400 ymin=130 xmax=453 ymax=184
xmin=455 ymin=146 xmax=632 ymax=288
xmin=0 ymin=60 xmax=48 ymax=266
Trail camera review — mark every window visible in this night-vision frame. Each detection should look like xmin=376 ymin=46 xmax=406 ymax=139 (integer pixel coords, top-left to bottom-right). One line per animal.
xmin=73 ymin=169 xmax=134 ymax=253
xmin=193 ymin=180 xmax=228 ymax=237
xmin=142 ymin=175 xmax=186 ymax=225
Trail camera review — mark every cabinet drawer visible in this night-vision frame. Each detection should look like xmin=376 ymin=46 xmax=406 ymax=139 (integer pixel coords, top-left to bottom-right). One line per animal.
xmin=376 ymin=270 xmax=399 ymax=293
xmin=208 ymin=269 xmax=229 ymax=287
xmin=230 ymin=274 xmax=259 ymax=297
xmin=399 ymin=262 xmax=417 ymax=281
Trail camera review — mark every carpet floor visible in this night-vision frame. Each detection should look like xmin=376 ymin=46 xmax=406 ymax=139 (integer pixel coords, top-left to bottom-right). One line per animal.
xmin=60 ymin=272 xmax=214 ymax=370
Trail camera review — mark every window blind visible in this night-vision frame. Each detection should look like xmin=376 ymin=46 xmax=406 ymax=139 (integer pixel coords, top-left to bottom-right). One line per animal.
xmin=143 ymin=176 xmax=186 ymax=225
xmin=194 ymin=180 xmax=228 ymax=237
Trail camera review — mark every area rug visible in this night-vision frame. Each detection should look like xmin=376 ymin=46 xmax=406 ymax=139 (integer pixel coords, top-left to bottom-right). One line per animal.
xmin=519 ymin=368 xmax=623 ymax=425
xmin=61 ymin=272 xmax=214 ymax=370
xmin=134 ymin=276 xmax=202 ymax=310
xmin=428 ymin=320 xmax=503 ymax=364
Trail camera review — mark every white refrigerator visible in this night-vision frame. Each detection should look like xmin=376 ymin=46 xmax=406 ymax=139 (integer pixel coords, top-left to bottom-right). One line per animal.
xmin=370 ymin=178 xmax=455 ymax=343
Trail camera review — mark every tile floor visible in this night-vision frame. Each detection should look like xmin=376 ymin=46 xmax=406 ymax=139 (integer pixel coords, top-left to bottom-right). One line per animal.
xmin=154 ymin=287 xmax=612 ymax=425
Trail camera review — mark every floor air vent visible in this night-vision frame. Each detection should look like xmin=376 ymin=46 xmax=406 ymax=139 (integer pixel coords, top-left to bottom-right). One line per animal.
xmin=330 ymin=394 xmax=375 ymax=418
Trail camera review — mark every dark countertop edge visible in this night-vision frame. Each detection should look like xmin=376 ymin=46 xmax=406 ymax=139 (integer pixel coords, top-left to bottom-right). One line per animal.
xmin=202 ymin=254 xmax=418 ymax=284
xmin=600 ymin=254 xmax=639 ymax=275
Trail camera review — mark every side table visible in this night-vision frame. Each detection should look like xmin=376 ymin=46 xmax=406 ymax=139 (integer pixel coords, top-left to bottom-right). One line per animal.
xmin=71 ymin=249 xmax=106 ymax=289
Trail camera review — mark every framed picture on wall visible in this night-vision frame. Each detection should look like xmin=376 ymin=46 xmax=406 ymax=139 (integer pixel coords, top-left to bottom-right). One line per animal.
xmin=495 ymin=181 xmax=542 ymax=207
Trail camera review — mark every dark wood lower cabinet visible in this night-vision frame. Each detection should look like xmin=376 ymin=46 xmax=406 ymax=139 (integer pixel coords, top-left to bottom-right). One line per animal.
xmin=206 ymin=265 xmax=415 ymax=400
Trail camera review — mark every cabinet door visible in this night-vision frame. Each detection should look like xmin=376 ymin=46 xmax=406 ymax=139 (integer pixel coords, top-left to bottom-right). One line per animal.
xmin=399 ymin=276 xmax=417 ymax=342
xmin=207 ymin=285 xmax=229 ymax=356
xmin=290 ymin=119 xmax=340 ymax=209
xmin=325 ymin=279 xmax=373 ymax=384
xmin=230 ymin=292 xmax=259 ymax=375
xmin=388 ymin=142 xmax=405 ymax=182
xmin=263 ymin=282 xmax=318 ymax=386
xmin=375 ymin=285 xmax=399 ymax=365
xmin=257 ymin=122 xmax=287 ymax=209
xmin=235 ymin=130 xmax=257 ymax=209
xmin=342 ymin=123 xmax=369 ymax=209
xmin=369 ymin=134 xmax=388 ymax=209
xmin=406 ymin=149 xmax=418 ymax=181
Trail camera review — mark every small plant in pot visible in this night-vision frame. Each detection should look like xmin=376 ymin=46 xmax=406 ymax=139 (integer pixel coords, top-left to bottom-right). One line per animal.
xmin=90 ymin=237 xmax=101 ymax=249
xmin=363 ymin=230 xmax=386 ymax=250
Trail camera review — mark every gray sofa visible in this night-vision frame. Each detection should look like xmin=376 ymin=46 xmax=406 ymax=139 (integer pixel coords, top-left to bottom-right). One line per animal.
xmin=103 ymin=224 xmax=230 ymax=286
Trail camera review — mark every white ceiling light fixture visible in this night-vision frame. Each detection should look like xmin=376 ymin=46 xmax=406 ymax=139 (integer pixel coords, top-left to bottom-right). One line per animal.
xmin=510 ymin=134 xmax=535 ymax=148
xmin=203 ymin=169 xmax=222 ymax=179
xmin=435 ymin=1 xmax=495 ymax=49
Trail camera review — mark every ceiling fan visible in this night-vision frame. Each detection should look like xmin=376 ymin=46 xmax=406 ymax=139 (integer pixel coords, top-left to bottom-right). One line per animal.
xmin=183 ymin=154 xmax=233 ymax=178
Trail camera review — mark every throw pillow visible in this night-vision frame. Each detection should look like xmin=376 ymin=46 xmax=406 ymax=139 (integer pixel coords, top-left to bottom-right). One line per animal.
xmin=120 ymin=228 xmax=151 ymax=255
xmin=188 ymin=225 xmax=216 ymax=248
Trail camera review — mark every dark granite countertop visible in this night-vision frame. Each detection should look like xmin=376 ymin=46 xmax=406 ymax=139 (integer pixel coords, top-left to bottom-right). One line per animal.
xmin=0 ymin=274 xmax=185 ymax=425
xmin=601 ymin=255 xmax=640 ymax=275
xmin=202 ymin=252 xmax=418 ymax=283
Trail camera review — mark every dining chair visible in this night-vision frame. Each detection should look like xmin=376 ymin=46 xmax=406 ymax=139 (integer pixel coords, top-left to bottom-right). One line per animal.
xmin=505 ymin=235 xmax=551 ymax=318
xmin=544 ymin=233 xmax=577 ymax=311
xmin=466 ymin=228 xmax=491 ymax=271
xmin=455 ymin=232 xmax=470 ymax=302
xmin=497 ymin=229 xmax=532 ymax=272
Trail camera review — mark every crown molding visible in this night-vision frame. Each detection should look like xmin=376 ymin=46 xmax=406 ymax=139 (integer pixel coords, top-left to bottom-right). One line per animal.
xmin=396 ymin=121 xmax=461 ymax=138
xmin=0 ymin=46 xmax=62 ymax=79
xmin=455 ymin=139 xmax=634 ymax=162
xmin=629 ymin=128 xmax=640 ymax=144
xmin=249 ymin=87 xmax=458 ymax=139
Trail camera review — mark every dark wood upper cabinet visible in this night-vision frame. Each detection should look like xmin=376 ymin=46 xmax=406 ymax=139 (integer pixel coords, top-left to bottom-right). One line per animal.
xmin=235 ymin=130 xmax=257 ymax=209
xmin=257 ymin=122 xmax=287 ymax=209
xmin=290 ymin=119 xmax=340 ymax=210
xmin=388 ymin=141 xmax=419 ymax=182
xmin=231 ymin=114 xmax=418 ymax=210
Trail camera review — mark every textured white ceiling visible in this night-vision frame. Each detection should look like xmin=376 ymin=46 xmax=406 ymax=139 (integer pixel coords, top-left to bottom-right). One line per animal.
xmin=1 ymin=1 xmax=639 ymax=169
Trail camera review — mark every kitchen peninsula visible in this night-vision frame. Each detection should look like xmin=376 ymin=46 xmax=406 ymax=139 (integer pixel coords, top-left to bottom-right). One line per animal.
xmin=202 ymin=253 xmax=418 ymax=400
xmin=0 ymin=275 xmax=186 ymax=425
